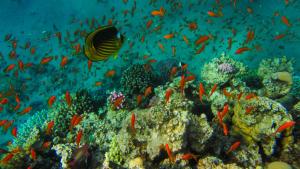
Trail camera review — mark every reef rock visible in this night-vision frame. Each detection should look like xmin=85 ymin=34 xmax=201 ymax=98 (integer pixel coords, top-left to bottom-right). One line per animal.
xmin=232 ymin=96 xmax=293 ymax=156
xmin=197 ymin=156 xmax=242 ymax=169
xmin=258 ymin=56 xmax=294 ymax=98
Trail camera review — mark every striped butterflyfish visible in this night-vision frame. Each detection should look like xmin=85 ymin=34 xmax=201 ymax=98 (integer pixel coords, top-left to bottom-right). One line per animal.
xmin=84 ymin=25 xmax=124 ymax=61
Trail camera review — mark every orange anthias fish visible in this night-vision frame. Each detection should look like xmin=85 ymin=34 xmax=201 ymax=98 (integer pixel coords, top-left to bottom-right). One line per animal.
xmin=30 ymin=47 xmax=36 ymax=55
xmin=226 ymin=141 xmax=241 ymax=154
xmin=151 ymin=7 xmax=165 ymax=17
xmin=207 ymin=11 xmax=219 ymax=17
xmin=48 ymin=96 xmax=56 ymax=107
xmin=273 ymin=121 xmax=296 ymax=135
xmin=281 ymin=16 xmax=291 ymax=27
xmin=42 ymin=141 xmax=52 ymax=149
xmin=18 ymin=60 xmax=24 ymax=72
xmin=0 ymin=98 xmax=9 ymax=104
xmin=18 ymin=106 xmax=32 ymax=115
xmin=185 ymin=75 xmax=195 ymax=82
xmin=11 ymin=127 xmax=17 ymax=137
xmin=169 ymin=67 xmax=177 ymax=79
xmin=76 ymin=130 xmax=83 ymax=147
xmin=245 ymin=106 xmax=254 ymax=114
xmin=221 ymin=104 xmax=229 ymax=118
xmin=136 ymin=95 xmax=143 ymax=106
xmin=274 ymin=34 xmax=285 ymax=40
xmin=74 ymin=44 xmax=81 ymax=54
xmin=182 ymin=35 xmax=189 ymax=45
xmin=30 ymin=148 xmax=36 ymax=160
xmin=46 ymin=120 xmax=54 ymax=135
xmin=60 ymin=56 xmax=68 ymax=68
xmin=188 ymin=22 xmax=197 ymax=30
xmin=195 ymin=35 xmax=209 ymax=45
xmin=245 ymin=30 xmax=255 ymax=43
xmin=209 ymin=84 xmax=218 ymax=97
xmin=164 ymin=33 xmax=174 ymax=39
xmin=105 ymin=70 xmax=116 ymax=77
xmin=144 ymin=86 xmax=152 ymax=97
xmin=131 ymin=113 xmax=136 ymax=133
xmin=1 ymin=153 xmax=14 ymax=164
xmin=40 ymin=56 xmax=53 ymax=65
xmin=158 ymin=42 xmax=165 ymax=52
xmin=165 ymin=144 xmax=174 ymax=163
xmin=88 ymin=60 xmax=92 ymax=71
xmin=199 ymin=83 xmax=205 ymax=104
xmin=222 ymin=123 xmax=229 ymax=136
xmin=146 ymin=20 xmax=153 ymax=29
xmin=165 ymin=88 xmax=173 ymax=103
xmin=245 ymin=93 xmax=257 ymax=100
xmin=180 ymin=75 xmax=185 ymax=95
xmin=65 ymin=91 xmax=72 ymax=107
xmin=4 ymin=64 xmax=15 ymax=73
xmin=181 ymin=153 xmax=197 ymax=161
xmin=235 ymin=47 xmax=251 ymax=54
xmin=196 ymin=44 xmax=206 ymax=54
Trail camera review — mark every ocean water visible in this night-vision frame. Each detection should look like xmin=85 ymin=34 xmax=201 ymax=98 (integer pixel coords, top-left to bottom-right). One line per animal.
xmin=0 ymin=0 xmax=299 ymax=168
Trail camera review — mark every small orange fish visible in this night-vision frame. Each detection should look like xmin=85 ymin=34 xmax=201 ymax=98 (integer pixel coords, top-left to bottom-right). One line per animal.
xmin=222 ymin=123 xmax=229 ymax=136
xmin=221 ymin=104 xmax=229 ymax=118
xmin=217 ymin=111 xmax=223 ymax=125
xmin=30 ymin=148 xmax=36 ymax=160
xmin=151 ymin=7 xmax=165 ymax=16
xmin=281 ymin=16 xmax=291 ymax=27
xmin=76 ymin=130 xmax=83 ymax=147
xmin=223 ymin=88 xmax=232 ymax=98
xmin=274 ymin=121 xmax=296 ymax=135
xmin=226 ymin=141 xmax=240 ymax=154
xmin=1 ymin=153 xmax=14 ymax=164
xmin=0 ymin=98 xmax=9 ymax=104
xmin=95 ymin=81 xmax=103 ymax=87
xmin=195 ymin=35 xmax=209 ymax=45
xmin=46 ymin=120 xmax=54 ymax=135
xmin=207 ymin=11 xmax=219 ymax=17
xmin=180 ymin=75 xmax=185 ymax=95
xmin=185 ymin=75 xmax=195 ymax=82
xmin=105 ymin=70 xmax=116 ymax=77
xmin=88 ymin=60 xmax=92 ymax=71
xmin=136 ymin=95 xmax=143 ymax=106
xmin=40 ymin=56 xmax=53 ymax=65
xmin=74 ymin=44 xmax=81 ymax=54
xmin=246 ymin=7 xmax=253 ymax=14
xmin=209 ymin=84 xmax=217 ymax=97
xmin=245 ymin=30 xmax=255 ymax=43
xmin=196 ymin=44 xmax=206 ymax=54
xmin=11 ymin=127 xmax=17 ymax=138
xmin=30 ymin=47 xmax=36 ymax=55
xmin=170 ymin=66 xmax=177 ymax=79
xmin=65 ymin=91 xmax=72 ymax=107
xmin=18 ymin=60 xmax=24 ymax=72
xmin=182 ymin=35 xmax=189 ymax=45
xmin=235 ymin=47 xmax=251 ymax=54
xmin=18 ymin=106 xmax=32 ymax=115
xmin=146 ymin=20 xmax=153 ymax=29
xmin=60 ymin=56 xmax=68 ymax=68
xmin=48 ymin=96 xmax=56 ymax=107
xmin=188 ymin=22 xmax=197 ymax=30
xmin=274 ymin=34 xmax=285 ymax=40
xmin=165 ymin=88 xmax=173 ymax=103
xmin=158 ymin=42 xmax=165 ymax=52
xmin=4 ymin=64 xmax=15 ymax=73
xmin=131 ymin=113 xmax=135 ymax=133
xmin=181 ymin=153 xmax=197 ymax=161
xmin=245 ymin=106 xmax=254 ymax=114
xmin=245 ymin=93 xmax=257 ymax=100
xmin=42 ymin=141 xmax=52 ymax=149
xmin=3 ymin=120 xmax=13 ymax=132
xmin=165 ymin=144 xmax=174 ymax=163
xmin=144 ymin=86 xmax=152 ymax=97
xmin=199 ymin=83 xmax=205 ymax=104
xmin=164 ymin=33 xmax=174 ymax=39
xmin=9 ymin=50 xmax=16 ymax=59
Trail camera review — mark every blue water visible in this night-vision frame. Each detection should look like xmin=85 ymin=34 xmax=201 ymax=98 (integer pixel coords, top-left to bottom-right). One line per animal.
xmin=0 ymin=0 xmax=299 ymax=168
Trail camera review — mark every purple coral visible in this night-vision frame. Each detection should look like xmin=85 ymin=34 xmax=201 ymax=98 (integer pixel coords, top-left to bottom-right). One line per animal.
xmin=218 ymin=63 xmax=235 ymax=74
xmin=108 ymin=91 xmax=125 ymax=110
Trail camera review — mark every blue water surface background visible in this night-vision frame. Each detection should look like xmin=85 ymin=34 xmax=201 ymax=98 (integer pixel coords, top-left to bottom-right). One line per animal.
xmin=0 ymin=0 xmax=299 ymax=147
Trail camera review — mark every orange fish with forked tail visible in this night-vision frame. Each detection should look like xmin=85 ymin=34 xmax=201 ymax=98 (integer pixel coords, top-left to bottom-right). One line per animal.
xmin=151 ymin=7 xmax=165 ymax=17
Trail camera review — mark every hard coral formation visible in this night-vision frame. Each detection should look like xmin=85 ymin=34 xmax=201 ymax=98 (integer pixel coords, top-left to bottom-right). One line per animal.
xmin=104 ymin=77 xmax=213 ymax=168
xmin=197 ymin=156 xmax=242 ymax=169
xmin=258 ymin=56 xmax=294 ymax=98
xmin=201 ymin=53 xmax=246 ymax=85
xmin=120 ymin=64 xmax=156 ymax=97
xmin=232 ymin=96 xmax=293 ymax=156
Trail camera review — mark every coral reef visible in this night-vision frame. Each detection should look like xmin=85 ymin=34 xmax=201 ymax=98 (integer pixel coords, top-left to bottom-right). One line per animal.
xmin=201 ymin=53 xmax=247 ymax=85
xmin=120 ymin=64 xmax=156 ymax=97
xmin=52 ymin=143 xmax=77 ymax=168
xmin=258 ymin=56 xmax=294 ymax=98
xmin=197 ymin=156 xmax=243 ymax=169
xmin=232 ymin=96 xmax=293 ymax=156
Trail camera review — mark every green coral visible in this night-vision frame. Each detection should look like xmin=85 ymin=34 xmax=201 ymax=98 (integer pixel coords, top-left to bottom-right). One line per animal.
xmin=201 ymin=53 xmax=247 ymax=85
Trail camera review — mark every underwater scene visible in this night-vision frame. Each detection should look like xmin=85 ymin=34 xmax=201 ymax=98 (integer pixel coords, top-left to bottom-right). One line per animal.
xmin=0 ymin=0 xmax=300 ymax=168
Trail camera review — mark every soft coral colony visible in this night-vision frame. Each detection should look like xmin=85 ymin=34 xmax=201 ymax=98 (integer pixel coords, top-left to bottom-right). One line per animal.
xmin=1 ymin=55 xmax=299 ymax=168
